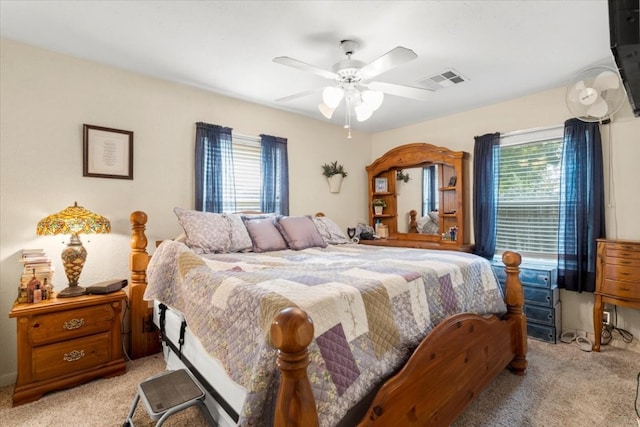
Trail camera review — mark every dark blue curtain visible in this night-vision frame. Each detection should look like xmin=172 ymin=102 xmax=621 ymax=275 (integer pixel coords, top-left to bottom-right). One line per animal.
xmin=260 ymin=134 xmax=289 ymax=215
xmin=194 ymin=122 xmax=236 ymax=213
xmin=473 ymin=132 xmax=501 ymax=259
xmin=557 ymin=119 xmax=605 ymax=292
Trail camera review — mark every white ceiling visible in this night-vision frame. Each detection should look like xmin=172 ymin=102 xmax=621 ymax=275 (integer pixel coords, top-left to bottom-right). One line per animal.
xmin=0 ymin=1 xmax=614 ymax=133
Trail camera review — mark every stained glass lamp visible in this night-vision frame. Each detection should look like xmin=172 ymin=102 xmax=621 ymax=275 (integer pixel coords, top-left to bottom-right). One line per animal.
xmin=36 ymin=202 xmax=111 ymax=297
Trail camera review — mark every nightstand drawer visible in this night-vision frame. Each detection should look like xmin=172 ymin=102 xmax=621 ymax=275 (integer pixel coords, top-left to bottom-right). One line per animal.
xmin=604 ymin=265 xmax=640 ymax=283
xmin=30 ymin=304 xmax=115 ymax=346
xmin=32 ymin=332 xmax=111 ymax=382
xmin=600 ymin=279 xmax=640 ymax=300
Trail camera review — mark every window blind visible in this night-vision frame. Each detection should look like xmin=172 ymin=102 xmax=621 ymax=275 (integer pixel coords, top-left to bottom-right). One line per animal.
xmin=230 ymin=134 xmax=261 ymax=212
xmin=496 ymin=132 xmax=563 ymax=257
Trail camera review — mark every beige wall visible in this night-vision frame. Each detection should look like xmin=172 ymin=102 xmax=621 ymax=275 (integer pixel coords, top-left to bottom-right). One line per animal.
xmin=0 ymin=39 xmax=371 ymax=385
xmin=373 ymin=86 xmax=640 ymax=353
xmin=2 ymin=37 xmax=639 ymax=386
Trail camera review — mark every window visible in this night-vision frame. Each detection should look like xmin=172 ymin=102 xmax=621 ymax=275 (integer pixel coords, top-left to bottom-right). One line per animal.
xmin=495 ymin=127 xmax=563 ymax=259
xmin=230 ymin=134 xmax=261 ymax=212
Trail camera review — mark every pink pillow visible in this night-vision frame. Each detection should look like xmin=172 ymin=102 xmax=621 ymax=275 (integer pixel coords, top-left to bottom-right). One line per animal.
xmin=243 ymin=217 xmax=288 ymax=253
xmin=276 ymin=216 xmax=327 ymax=250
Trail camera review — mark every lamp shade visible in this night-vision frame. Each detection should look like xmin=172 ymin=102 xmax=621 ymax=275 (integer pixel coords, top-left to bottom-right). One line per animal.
xmin=322 ymin=86 xmax=344 ymax=109
xmin=37 ymin=202 xmax=111 ymax=236
xmin=361 ymin=90 xmax=384 ymax=111
xmin=318 ymin=103 xmax=336 ymax=119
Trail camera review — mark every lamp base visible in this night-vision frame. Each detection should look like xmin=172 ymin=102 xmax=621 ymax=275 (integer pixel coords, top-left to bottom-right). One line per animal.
xmin=57 ymin=285 xmax=87 ymax=298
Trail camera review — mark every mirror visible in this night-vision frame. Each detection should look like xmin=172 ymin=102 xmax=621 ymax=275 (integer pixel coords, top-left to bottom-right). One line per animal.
xmin=396 ymin=165 xmax=440 ymax=234
xmin=366 ymin=142 xmax=468 ymax=248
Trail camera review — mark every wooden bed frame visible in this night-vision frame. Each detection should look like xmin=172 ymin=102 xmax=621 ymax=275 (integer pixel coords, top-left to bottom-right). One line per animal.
xmin=128 ymin=211 xmax=527 ymax=426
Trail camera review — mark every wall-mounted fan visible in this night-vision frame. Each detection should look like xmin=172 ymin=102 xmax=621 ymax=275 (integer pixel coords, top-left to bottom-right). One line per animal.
xmin=273 ymin=40 xmax=432 ymax=126
xmin=566 ymin=66 xmax=627 ymax=122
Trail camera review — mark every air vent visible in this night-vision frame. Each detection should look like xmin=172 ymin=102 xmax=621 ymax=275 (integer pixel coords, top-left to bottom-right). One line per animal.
xmin=416 ymin=69 xmax=467 ymax=91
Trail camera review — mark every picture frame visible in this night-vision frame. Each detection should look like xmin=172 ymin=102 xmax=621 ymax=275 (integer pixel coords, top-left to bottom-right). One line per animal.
xmin=374 ymin=177 xmax=388 ymax=193
xmin=83 ymin=124 xmax=133 ymax=179
xmin=448 ymin=176 xmax=457 ymax=187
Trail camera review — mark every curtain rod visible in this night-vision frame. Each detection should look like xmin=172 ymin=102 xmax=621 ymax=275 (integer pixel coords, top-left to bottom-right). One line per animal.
xmin=500 ymin=124 xmax=563 ymax=138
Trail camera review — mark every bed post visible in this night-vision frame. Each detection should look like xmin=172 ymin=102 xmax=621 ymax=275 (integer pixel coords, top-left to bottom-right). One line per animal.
xmin=502 ymin=250 xmax=527 ymax=375
xmin=129 ymin=211 xmax=161 ymax=359
xmin=271 ymin=307 xmax=319 ymax=427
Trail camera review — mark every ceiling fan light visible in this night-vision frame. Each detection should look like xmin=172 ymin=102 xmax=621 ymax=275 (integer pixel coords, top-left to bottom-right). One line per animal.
xmin=361 ymin=90 xmax=384 ymax=111
xmin=355 ymin=104 xmax=373 ymax=121
xmin=318 ymin=103 xmax=335 ymax=119
xmin=322 ymin=87 xmax=344 ymax=109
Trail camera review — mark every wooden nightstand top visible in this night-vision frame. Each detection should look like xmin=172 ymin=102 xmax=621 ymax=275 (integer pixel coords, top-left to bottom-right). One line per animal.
xmin=9 ymin=290 xmax=127 ymax=318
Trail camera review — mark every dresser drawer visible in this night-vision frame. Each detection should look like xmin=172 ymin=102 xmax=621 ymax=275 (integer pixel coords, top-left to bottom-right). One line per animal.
xmin=493 ymin=263 xmax=557 ymax=288
xmin=499 ymin=283 xmax=559 ymax=307
xmin=30 ymin=304 xmax=115 ymax=346
xmin=605 ymin=255 xmax=640 ymax=268
xmin=32 ymin=332 xmax=111 ymax=382
xmin=526 ymin=322 xmax=560 ymax=344
xmin=600 ymin=279 xmax=640 ymax=300
xmin=525 ymin=301 xmax=561 ymax=326
xmin=604 ymin=264 xmax=640 ymax=283
xmin=606 ymin=243 xmax=640 ymax=255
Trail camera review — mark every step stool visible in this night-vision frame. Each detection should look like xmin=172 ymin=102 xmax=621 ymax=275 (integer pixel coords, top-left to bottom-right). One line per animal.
xmin=123 ymin=369 xmax=213 ymax=426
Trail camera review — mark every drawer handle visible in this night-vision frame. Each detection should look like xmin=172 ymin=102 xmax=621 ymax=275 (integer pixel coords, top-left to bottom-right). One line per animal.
xmin=620 ymin=287 xmax=631 ymax=291
xmin=63 ymin=318 xmax=85 ymax=330
xmin=621 ymin=261 xmax=631 ymax=265
xmin=63 ymin=349 xmax=85 ymax=362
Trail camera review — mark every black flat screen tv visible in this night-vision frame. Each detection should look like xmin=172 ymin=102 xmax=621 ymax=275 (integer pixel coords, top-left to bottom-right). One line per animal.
xmin=609 ymin=0 xmax=640 ymax=117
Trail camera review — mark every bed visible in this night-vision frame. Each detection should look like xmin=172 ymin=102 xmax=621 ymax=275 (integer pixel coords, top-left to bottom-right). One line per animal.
xmin=128 ymin=210 xmax=527 ymax=426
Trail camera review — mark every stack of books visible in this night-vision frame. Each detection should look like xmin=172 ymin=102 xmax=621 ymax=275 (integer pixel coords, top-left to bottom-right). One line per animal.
xmin=18 ymin=249 xmax=55 ymax=302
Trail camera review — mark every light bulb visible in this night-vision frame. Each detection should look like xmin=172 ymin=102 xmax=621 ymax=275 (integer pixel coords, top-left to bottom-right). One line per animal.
xmin=322 ymin=87 xmax=344 ymax=109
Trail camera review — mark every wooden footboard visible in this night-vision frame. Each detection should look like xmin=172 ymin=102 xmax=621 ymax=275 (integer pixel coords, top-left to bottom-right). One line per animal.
xmin=129 ymin=211 xmax=526 ymax=426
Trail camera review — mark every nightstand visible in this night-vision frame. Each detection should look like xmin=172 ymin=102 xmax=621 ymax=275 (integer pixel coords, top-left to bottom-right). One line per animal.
xmin=8 ymin=291 xmax=127 ymax=406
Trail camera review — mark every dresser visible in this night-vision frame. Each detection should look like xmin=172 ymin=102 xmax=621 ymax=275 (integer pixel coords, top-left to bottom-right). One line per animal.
xmin=8 ymin=291 xmax=127 ymax=406
xmin=493 ymin=262 xmax=561 ymax=343
xmin=593 ymin=239 xmax=640 ymax=351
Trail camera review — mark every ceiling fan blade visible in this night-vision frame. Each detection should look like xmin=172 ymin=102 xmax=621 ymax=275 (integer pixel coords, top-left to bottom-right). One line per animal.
xmin=273 ymin=56 xmax=338 ymax=80
xmin=367 ymin=81 xmax=433 ymax=101
xmin=358 ymin=47 xmax=418 ymax=80
xmin=275 ymin=88 xmax=321 ymax=103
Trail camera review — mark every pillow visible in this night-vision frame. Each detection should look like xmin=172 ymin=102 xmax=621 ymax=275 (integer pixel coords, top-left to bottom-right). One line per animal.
xmin=173 ymin=207 xmax=231 ymax=254
xmin=223 ymin=214 xmax=253 ymax=252
xmin=243 ymin=217 xmax=288 ymax=253
xmin=415 ymin=216 xmax=430 ymax=233
xmin=421 ymin=219 xmax=439 ymax=235
xmin=275 ymin=216 xmax=327 ymax=250
xmin=427 ymin=211 xmax=440 ymax=224
xmin=311 ymin=216 xmax=350 ymax=245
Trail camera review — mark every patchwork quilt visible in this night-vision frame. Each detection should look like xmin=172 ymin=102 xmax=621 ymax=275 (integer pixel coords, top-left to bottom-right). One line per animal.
xmin=144 ymin=241 xmax=506 ymax=426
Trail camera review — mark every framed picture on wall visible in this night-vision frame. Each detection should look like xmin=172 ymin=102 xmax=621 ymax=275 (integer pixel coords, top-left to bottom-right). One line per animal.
xmin=83 ymin=124 xmax=134 ymax=179
xmin=375 ymin=177 xmax=388 ymax=193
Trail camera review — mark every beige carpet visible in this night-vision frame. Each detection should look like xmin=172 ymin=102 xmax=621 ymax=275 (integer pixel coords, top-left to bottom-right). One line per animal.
xmin=1 ymin=340 xmax=639 ymax=426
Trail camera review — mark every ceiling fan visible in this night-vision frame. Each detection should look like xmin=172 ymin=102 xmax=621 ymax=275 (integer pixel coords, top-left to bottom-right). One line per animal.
xmin=273 ymin=40 xmax=432 ymax=135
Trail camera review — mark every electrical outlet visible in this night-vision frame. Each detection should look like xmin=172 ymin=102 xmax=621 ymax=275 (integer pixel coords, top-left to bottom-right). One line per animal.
xmin=603 ymin=309 xmax=612 ymax=326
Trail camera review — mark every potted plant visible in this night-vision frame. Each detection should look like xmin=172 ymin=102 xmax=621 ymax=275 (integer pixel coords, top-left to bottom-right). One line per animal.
xmin=372 ymin=198 xmax=386 ymax=215
xmin=396 ymin=169 xmax=411 ymax=194
xmin=396 ymin=169 xmax=411 ymax=183
xmin=322 ymin=161 xmax=348 ymax=193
